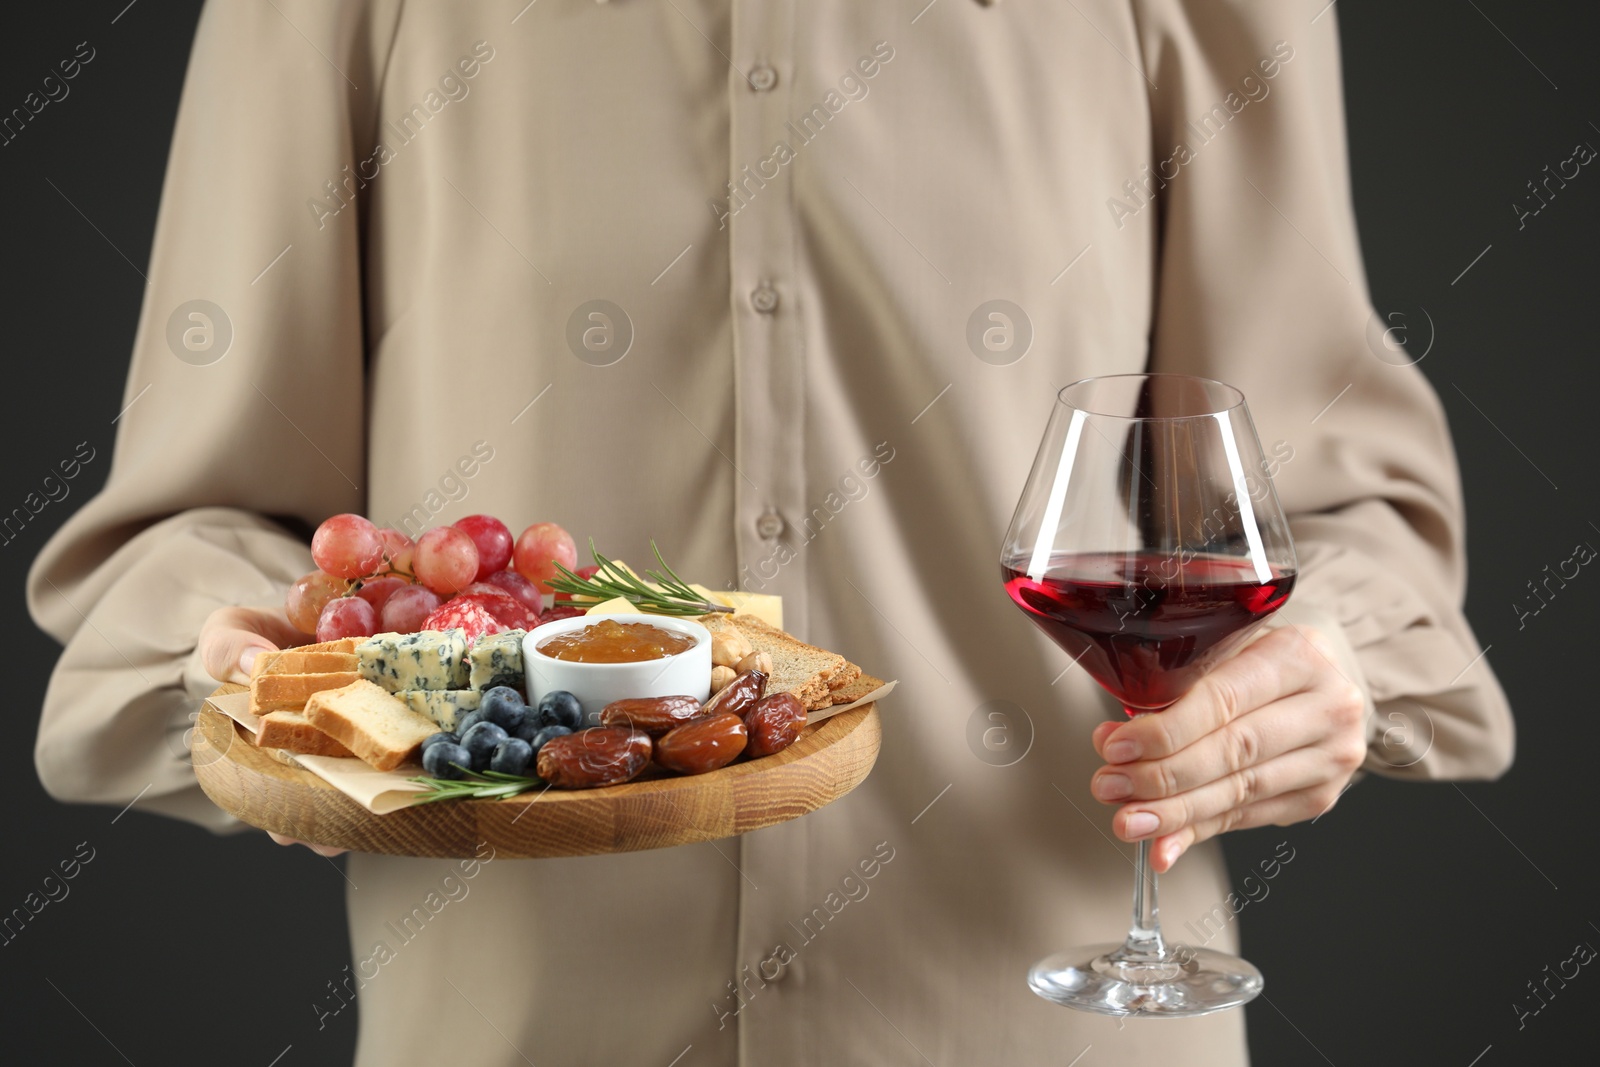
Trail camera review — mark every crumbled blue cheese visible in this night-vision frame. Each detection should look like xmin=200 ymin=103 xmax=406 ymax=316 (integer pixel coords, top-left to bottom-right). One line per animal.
xmin=357 ymin=629 xmax=469 ymax=692
xmin=398 ymin=689 xmax=482 ymax=731
xmin=468 ymin=629 xmax=526 ymax=692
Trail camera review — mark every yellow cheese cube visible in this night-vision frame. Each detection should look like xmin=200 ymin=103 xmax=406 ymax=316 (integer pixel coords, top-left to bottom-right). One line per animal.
xmin=585 ymin=596 xmax=640 ymax=615
xmin=688 ymin=584 xmax=784 ymax=630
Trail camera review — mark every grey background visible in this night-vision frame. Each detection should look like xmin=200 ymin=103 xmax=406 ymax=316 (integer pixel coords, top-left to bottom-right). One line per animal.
xmin=1 ymin=2 xmax=1593 ymax=1063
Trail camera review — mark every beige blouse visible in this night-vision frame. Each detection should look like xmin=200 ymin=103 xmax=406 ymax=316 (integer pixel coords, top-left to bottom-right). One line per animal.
xmin=29 ymin=1 xmax=1513 ymax=1064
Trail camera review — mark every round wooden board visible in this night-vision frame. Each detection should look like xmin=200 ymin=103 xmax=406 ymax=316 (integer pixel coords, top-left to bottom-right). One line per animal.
xmin=192 ymin=685 xmax=881 ymax=858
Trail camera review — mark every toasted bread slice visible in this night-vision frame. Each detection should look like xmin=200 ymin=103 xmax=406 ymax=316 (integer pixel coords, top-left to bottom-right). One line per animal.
xmin=733 ymin=615 xmax=847 ymax=710
xmin=250 ymin=649 xmax=360 ymax=678
xmin=254 ymin=710 xmax=356 ymax=758
xmin=827 ymin=661 xmax=862 ymax=693
xmin=698 ymin=614 xmax=847 ymax=712
xmin=826 ymin=671 xmax=886 ymax=707
xmin=295 ymin=636 xmax=364 ymax=655
xmin=249 ymin=671 xmax=361 ymax=715
xmin=304 ymin=679 xmax=438 ymax=771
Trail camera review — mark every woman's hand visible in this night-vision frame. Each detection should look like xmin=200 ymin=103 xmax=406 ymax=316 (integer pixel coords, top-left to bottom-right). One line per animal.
xmin=198 ymin=606 xmax=347 ymax=855
xmin=1089 ymin=626 xmax=1367 ymax=873
xmin=198 ymin=605 xmax=308 ymax=685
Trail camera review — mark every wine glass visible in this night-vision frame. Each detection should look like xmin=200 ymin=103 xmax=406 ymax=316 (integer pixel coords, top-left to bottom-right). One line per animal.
xmin=1001 ymin=373 xmax=1297 ymax=1017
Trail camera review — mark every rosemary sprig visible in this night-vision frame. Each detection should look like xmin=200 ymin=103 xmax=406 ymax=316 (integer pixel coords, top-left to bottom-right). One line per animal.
xmin=546 ymin=540 xmax=733 ymax=617
xmin=406 ymin=768 xmax=544 ymax=804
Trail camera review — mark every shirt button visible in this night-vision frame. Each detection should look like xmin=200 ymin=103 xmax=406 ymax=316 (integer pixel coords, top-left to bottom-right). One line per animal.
xmin=751 ymin=284 xmax=779 ymax=314
xmin=763 ymin=947 xmax=794 ymax=982
xmin=748 ymin=64 xmax=778 ymax=92
xmin=755 ymin=510 xmax=785 ymax=540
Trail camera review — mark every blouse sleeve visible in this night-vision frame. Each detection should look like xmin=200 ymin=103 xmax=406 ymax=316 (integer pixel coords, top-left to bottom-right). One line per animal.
xmin=26 ymin=0 xmax=401 ymax=827
xmin=1128 ymin=0 xmax=1513 ymax=779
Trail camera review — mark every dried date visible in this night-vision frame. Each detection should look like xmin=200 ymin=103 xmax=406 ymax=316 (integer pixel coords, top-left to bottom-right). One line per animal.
xmin=535 ymin=727 xmax=652 ymax=788
xmin=743 ymin=692 xmax=806 ymax=758
xmin=703 ymin=669 xmax=767 ymax=719
xmin=598 ymin=695 xmax=706 ymax=737
xmin=656 ymin=713 xmax=747 ymax=775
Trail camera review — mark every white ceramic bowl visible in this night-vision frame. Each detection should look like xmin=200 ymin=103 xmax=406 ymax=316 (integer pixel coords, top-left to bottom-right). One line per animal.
xmin=523 ymin=613 xmax=712 ymax=726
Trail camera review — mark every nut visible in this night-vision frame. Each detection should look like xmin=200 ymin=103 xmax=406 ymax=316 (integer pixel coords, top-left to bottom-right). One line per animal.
xmin=734 ymin=650 xmax=773 ymax=675
xmin=744 ymin=692 xmax=806 ymax=758
xmin=656 ymin=713 xmax=748 ymax=775
xmin=711 ymin=629 xmax=755 ymax=669
xmin=535 ymin=727 xmax=652 ymax=788
xmin=709 ymin=665 xmax=737 ymax=693
xmin=599 ymin=695 xmax=706 ymax=737
xmin=704 ymin=669 xmax=768 ymax=719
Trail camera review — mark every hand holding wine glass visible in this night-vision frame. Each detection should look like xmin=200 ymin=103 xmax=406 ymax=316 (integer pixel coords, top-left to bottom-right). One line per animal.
xmin=1001 ymin=373 xmax=1348 ymax=1016
xmin=1089 ymin=623 xmax=1367 ymax=873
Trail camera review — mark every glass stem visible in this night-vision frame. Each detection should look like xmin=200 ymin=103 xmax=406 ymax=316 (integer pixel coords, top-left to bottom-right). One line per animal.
xmin=1122 ymin=838 xmax=1167 ymax=961
xmin=1117 ymin=706 xmax=1168 ymax=963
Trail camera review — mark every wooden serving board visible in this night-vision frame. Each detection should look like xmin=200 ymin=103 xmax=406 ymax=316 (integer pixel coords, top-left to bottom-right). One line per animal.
xmin=192 ymin=684 xmax=881 ymax=858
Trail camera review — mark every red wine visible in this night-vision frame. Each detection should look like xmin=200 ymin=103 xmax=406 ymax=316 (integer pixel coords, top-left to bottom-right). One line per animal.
xmin=1002 ymin=552 xmax=1294 ymax=712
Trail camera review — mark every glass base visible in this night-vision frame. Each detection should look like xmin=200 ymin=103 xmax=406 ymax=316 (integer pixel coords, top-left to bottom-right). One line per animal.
xmin=1028 ymin=942 xmax=1263 ymax=1018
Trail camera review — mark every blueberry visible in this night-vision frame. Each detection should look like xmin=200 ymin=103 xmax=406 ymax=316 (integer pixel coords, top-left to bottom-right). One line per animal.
xmin=421 ymin=731 xmax=458 ymax=754
xmin=526 ymin=724 xmax=572 ymax=757
xmin=481 ymin=686 xmax=528 ymax=732
xmin=489 ymin=737 xmax=534 ymax=776
xmin=511 ymin=717 xmax=541 ymax=745
xmin=460 ymin=721 xmax=509 ymax=772
xmin=455 ymin=707 xmax=492 ymax=736
xmin=536 ymin=690 xmax=584 ymax=731
xmin=483 ymin=684 xmax=522 ymax=705
xmin=422 ymin=742 xmax=471 ymax=780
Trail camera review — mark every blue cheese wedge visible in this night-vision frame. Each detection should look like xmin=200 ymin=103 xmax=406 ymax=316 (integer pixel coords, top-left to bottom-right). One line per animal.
xmin=468 ymin=629 xmax=526 ymax=692
xmin=357 ymin=629 xmax=469 ymax=692
xmin=398 ymin=689 xmax=482 ymax=731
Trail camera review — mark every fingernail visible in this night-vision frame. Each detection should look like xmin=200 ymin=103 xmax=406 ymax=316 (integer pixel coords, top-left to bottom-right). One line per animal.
xmin=1105 ymin=738 xmax=1140 ymax=763
xmin=239 ymin=648 xmax=259 ymax=674
xmin=1123 ymin=811 xmax=1159 ymax=838
xmin=1164 ymin=842 xmax=1185 ymax=868
xmin=1094 ymin=773 xmax=1133 ymax=801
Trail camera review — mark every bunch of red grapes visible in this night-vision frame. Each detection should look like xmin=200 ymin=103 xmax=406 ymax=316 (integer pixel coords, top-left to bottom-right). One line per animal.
xmin=287 ymin=514 xmax=596 ymax=643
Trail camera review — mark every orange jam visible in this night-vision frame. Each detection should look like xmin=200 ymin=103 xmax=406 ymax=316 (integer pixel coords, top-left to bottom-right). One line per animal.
xmin=537 ymin=619 xmax=697 ymax=663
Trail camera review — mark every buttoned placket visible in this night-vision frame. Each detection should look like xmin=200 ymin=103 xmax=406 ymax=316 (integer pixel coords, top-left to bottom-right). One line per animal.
xmin=726 ymin=9 xmax=804 ymax=623
xmin=726 ymin=0 xmax=810 ymax=1062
